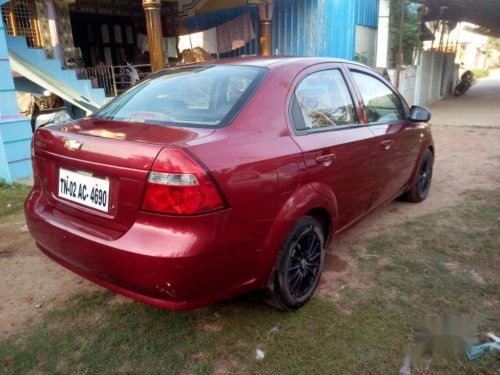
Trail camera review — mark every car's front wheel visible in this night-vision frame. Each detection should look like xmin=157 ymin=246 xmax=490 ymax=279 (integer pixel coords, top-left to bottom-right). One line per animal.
xmin=266 ymin=216 xmax=325 ymax=310
xmin=401 ymin=149 xmax=434 ymax=202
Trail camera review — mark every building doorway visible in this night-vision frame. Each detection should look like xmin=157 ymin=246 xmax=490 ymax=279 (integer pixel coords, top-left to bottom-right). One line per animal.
xmin=70 ymin=13 xmax=136 ymax=67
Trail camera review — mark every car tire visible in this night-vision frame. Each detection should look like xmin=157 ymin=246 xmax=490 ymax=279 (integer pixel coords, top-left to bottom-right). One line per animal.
xmin=401 ymin=149 xmax=434 ymax=203
xmin=265 ymin=216 xmax=325 ymax=310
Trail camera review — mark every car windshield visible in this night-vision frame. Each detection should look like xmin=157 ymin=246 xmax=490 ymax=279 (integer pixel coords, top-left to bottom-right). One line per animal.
xmin=92 ymin=65 xmax=267 ymax=128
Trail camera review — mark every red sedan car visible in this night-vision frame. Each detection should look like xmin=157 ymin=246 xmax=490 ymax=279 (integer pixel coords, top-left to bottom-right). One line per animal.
xmin=25 ymin=57 xmax=434 ymax=310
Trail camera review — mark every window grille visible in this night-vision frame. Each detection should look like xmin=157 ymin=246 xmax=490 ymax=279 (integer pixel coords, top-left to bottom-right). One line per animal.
xmin=1 ymin=0 xmax=41 ymax=48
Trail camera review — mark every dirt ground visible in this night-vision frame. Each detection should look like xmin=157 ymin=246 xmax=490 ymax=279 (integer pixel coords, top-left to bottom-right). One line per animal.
xmin=317 ymin=125 xmax=500 ymax=299
xmin=0 ymin=215 xmax=93 ymax=338
xmin=1 ymin=124 xmax=498 ymax=339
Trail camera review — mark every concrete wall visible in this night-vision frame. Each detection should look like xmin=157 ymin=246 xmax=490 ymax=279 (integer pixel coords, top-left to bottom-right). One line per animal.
xmin=415 ymin=51 xmax=457 ymax=106
xmin=396 ymin=66 xmax=418 ymax=106
xmin=376 ymin=0 xmax=389 ymax=68
xmin=355 ymin=25 xmax=377 ymax=67
xmin=391 ymin=51 xmax=458 ymax=108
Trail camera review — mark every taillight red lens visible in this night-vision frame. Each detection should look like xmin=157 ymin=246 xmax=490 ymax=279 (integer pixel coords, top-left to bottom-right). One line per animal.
xmin=141 ymin=148 xmax=226 ymax=215
xmin=31 ymin=138 xmax=41 ymax=186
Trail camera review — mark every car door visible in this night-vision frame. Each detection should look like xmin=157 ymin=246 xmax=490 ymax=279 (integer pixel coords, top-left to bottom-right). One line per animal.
xmin=287 ymin=64 xmax=379 ymax=230
xmin=346 ymin=66 xmax=424 ymax=208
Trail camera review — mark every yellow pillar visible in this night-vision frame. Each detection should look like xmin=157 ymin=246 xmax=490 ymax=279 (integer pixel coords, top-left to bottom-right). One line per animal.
xmin=257 ymin=1 xmax=273 ymax=56
xmin=142 ymin=0 xmax=166 ymax=72
xmin=260 ymin=20 xmax=272 ymax=56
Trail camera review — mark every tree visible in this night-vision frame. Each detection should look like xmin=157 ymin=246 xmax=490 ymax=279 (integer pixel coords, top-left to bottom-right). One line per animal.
xmin=487 ymin=38 xmax=500 ymax=52
xmin=389 ymin=0 xmax=422 ymax=66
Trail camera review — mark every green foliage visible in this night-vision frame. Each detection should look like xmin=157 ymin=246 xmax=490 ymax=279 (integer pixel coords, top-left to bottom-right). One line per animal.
xmin=487 ymin=38 xmax=500 ymax=52
xmin=0 ymin=182 xmax=32 ymax=217
xmin=353 ymin=52 xmax=369 ymax=65
xmin=389 ymin=0 xmax=422 ymax=66
xmin=471 ymin=69 xmax=490 ymax=80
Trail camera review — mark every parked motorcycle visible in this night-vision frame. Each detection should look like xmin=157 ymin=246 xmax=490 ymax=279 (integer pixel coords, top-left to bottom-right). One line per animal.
xmin=454 ymin=70 xmax=474 ymax=97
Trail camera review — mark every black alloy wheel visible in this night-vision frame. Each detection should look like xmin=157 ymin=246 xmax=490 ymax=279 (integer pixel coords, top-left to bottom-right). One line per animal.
xmin=401 ymin=149 xmax=434 ymax=203
xmin=286 ymin=226 xmax=323 ymax=299
xmin=417 ymin=152 xmax=433 ymax=198
xmin=266 ymin=216 xmax=325 ymax=310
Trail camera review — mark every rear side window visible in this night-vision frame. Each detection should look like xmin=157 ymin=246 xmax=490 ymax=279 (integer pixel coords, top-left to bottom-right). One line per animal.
xmin=92 ymin=65 xmax=267 ymax=128
xmin=351 ymin=71 xmax=405 ymax=123
xmin=292 ymin=69 xmax=357 ymax=131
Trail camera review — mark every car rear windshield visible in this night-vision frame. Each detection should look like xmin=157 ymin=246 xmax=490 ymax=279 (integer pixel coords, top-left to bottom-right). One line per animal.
xmin=92 ymin=65 xmax=267 ymax=128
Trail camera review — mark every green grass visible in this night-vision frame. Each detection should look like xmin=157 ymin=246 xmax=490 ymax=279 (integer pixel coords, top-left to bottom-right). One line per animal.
xmin=1 ymin=190 xmax=499 ymax=374
xmin=0 ymin=182 xmax=32 ymax=217
xmin=471 ymin=69 xmax=490 ymax=80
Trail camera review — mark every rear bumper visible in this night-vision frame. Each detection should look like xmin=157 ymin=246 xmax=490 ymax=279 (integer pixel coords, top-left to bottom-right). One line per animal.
xmin=25 ymin=188 xmax=260 ymax=310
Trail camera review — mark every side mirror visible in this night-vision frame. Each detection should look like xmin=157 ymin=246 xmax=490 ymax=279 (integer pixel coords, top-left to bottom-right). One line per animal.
xmin=409 ymin=105 xmax=431 ymax=122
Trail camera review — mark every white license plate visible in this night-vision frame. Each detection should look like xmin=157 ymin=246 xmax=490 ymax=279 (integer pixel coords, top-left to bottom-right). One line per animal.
xmin=58 ymin=168 xmax=110 ymax=212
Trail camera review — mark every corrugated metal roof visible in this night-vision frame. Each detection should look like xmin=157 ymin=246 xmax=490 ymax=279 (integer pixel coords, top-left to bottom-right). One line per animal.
xmin=272 ymin=0 xmax=371 ymax=60
xmin=186 ymin=0 xmax=380 ymax=60
xmin=322 ymin=0 xmax=357 ymax=59
xmin=355 ymin=0 xmax=379 ymax=28
xmin=272 ymin=0 xmax=325 ymax=57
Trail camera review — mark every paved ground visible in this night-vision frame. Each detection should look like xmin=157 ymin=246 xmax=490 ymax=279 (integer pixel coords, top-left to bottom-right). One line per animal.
xmin=1 ymin=72 xmax=500 ymax=338
xmin=428 ymin=69 xmax=500 ymax=128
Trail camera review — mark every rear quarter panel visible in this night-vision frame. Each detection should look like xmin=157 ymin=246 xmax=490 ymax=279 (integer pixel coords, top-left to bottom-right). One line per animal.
xmin=187 ymin=65 xmax=335 ymax=287
xmin=407 ymin=123 xmax=435 ymax=186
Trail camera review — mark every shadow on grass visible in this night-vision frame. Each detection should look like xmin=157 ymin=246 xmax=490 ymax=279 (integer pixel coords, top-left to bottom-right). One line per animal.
xmin=1 ymin=290 xmax=409 ymax=375
xmin=1 ymin=190 xmax=499 ymax=374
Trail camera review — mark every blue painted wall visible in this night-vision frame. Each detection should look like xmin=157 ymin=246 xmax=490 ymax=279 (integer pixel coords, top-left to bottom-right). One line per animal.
xmin=186 ymin=6 xmax=260 ymax=57
xmin=8 ymin=35 xmax=106 ymax=112
xmin=272 ymin=0 xmax=378 ymax=59
xmin=323 ymin=0 xmax=357 ymax=59
xmin=0 ymin=7 xmax=33 ymax=183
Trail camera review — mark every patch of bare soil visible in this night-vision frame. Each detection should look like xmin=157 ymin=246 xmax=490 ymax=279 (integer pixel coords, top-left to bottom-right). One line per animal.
xmin=318 ymin=126 xmax=500 ymax=298
xmin=0 ymin=213 xmax=94 ymax=339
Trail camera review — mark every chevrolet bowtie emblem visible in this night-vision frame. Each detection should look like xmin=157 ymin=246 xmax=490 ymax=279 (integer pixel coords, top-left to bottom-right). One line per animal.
xmin=64 ymin=139 xmax=83 ymax=151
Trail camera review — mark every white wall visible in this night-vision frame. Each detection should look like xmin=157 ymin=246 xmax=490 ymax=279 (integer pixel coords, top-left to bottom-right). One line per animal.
xmin=376 ymin=0 xmax=390 ymax=68
xmin=356 ymin=25 xmax=377 ymax=67
xmin=398 ymin=67 xmax=417 ymax=106
xmin=391 ymin=51 xmax=458 ymax=107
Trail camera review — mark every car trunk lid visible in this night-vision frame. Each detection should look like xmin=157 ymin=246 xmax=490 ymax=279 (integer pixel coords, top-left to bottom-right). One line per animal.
xmin=33 ymin=118 xmax=214 ymax=238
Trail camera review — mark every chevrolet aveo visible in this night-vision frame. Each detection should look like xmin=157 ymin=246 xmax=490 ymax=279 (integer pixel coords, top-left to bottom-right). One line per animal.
xmin=25 ymin=57 xmax=434 ymax=310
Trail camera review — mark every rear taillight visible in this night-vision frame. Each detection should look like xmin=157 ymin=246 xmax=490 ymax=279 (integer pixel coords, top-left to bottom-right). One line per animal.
xmin=141 ymin=148 xmax=226 ymax=215
xmin=31 ymin=138 xmax=41 ymax=186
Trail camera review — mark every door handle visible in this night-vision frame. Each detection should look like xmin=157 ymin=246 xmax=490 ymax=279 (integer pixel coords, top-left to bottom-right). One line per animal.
xmin=315 ymin=154 xmax=336 ymax=165
xmin=381 ymin=140 xmax=393 ymax=150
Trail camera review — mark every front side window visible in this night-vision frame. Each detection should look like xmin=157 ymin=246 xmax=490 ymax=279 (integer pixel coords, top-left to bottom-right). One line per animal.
xmin=92 ymin=65 xmax=267 ymax=128
xmin=351 ymin=71 xmax=405 ymax=123
xmin=293 ymin=69 xmax=357 ymax=130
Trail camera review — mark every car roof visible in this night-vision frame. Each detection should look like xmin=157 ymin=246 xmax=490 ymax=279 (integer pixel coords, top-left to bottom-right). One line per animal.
xmin=176 ymin=56 xmax=366 ymax=70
